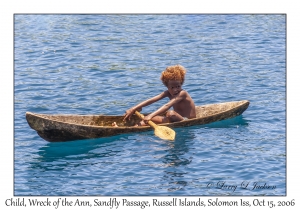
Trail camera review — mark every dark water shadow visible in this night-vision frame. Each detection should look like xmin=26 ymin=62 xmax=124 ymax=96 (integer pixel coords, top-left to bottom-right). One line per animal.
xmin=197 ymin=115 xmax=250 ymax=129
xmin=32 ymin=134 xmax=133 ymax=164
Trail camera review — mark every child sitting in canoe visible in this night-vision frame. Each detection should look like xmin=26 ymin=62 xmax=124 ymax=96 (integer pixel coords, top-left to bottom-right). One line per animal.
xmin=122 ymin=64 xmax=196 ymax=126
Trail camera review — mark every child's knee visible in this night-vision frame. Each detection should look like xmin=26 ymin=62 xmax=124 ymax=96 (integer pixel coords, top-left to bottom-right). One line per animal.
xmin=166 ymin=110 xmax=176 ymax=117
xmin=166 ymin=110 xmax=181 ymax=122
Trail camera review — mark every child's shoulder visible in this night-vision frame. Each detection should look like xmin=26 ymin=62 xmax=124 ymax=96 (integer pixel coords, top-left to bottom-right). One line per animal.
xmin=179 ymin=89 xmax=193 ymax=99
xmin=179 ymin=89 xmax=188 ymax=95
xmin=173 ymin=89 xmax=189 ymax=97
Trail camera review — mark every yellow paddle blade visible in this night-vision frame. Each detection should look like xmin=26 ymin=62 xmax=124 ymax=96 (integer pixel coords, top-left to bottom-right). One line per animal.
xmin=154 ymin=125 xmax=176 ymax=140
xmin=135 ymin=111 xmax=176 ymax=140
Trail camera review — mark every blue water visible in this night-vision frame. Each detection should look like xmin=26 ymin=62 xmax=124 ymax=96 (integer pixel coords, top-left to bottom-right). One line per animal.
xmin=14 ymin=15 xmax=286 ymax=196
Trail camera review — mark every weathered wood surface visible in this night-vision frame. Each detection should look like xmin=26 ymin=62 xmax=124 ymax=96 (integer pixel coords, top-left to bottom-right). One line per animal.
xmin=26 ymin=100 xmax=250 ymax=142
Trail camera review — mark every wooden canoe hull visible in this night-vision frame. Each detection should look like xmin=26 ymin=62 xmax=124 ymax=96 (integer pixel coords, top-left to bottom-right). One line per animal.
xmin=26 ymin=100 xmax=250 ymax=142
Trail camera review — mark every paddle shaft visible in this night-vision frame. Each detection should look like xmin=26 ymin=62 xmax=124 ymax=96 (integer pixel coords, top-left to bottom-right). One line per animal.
xmin=134 ymin=111 xmax=157 ymax=128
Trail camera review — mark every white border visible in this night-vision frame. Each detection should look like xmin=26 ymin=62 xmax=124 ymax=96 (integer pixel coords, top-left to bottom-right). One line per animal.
xmin=2 ymin=0 xmax=299 ymax=209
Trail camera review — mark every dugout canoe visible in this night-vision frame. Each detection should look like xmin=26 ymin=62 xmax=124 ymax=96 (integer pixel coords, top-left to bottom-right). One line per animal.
xmin=26 ymin=100 xmax=250 ymax=142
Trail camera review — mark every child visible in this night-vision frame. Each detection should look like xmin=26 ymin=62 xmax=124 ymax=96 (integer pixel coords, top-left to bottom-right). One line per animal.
xmin=123 ymin=64 xmax=196 ymax=126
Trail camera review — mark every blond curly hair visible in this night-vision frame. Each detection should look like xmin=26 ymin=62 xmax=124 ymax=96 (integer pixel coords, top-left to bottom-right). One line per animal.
xmin=160 ymin=64 xmax=186 ymax=86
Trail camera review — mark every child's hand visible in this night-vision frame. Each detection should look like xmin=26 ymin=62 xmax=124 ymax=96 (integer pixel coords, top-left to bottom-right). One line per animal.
xmin=143 ymin=115 xmax=152 ymax=123
xmin=123 ymin=107 xmax=142 ymax=121
xmin=123 ymin=108 xmax=134 ymax=121
xmin=136 ymin=107 xmax=142 ymax=112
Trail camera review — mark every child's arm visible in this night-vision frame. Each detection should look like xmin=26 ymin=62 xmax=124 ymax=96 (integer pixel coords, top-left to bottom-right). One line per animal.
xmin=123 ymin=91 xmax=168 ymax=121
xmin=143 ymin=92 xmax=185 ymax=121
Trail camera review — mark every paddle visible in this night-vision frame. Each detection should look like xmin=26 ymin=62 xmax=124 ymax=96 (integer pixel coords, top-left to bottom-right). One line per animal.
xmin=134 ymin=111 xmax=176 ymax=140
